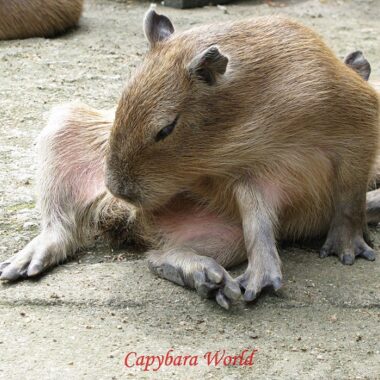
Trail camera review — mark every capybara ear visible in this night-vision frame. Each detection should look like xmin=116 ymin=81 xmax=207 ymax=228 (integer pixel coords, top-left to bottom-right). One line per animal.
xmin=143 ymin=9 xmax=174 ymax=48
xmin=344 ymin=51 xmax=371 ymax=81
xmin=188 ymin=46 xmax=229 ymax=85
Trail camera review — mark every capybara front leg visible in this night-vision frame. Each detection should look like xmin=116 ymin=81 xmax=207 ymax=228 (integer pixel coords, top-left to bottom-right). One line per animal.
xmin=234 ymin=183 xmax=282 ymax=302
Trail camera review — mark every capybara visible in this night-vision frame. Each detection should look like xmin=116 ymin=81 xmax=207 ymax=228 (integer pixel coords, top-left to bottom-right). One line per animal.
xmin=0 ymin=0 xmax=83 ymax=40
xmin=1 ymin=11 xmax=379 ymax=310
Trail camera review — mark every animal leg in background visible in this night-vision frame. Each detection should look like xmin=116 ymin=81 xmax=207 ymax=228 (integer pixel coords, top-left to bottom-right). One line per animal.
xmin=0 ymin=103 xmax=134 ymax=280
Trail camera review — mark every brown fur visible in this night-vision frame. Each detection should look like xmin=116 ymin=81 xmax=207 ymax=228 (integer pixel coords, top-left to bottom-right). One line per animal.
xmin=105 ymin=12 xmax=379 ymax=305
xmin=1 ymin=12 xmax=379 ymax=309
xmin=110 ymin=18 xmax=378 ymax=220
xmin=0 ymin=0 xmax=83 ymax=40
xmin=108 ymin=15 xmax=379 ymax=243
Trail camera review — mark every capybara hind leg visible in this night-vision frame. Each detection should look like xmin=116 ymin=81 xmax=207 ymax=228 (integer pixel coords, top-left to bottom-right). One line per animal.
xmin=0 ymin=103 xmax=132 ymax=281
xmin=0 ymin=233 xmax=70 ymax=280
xmin=148 ymin=248 xmax=241 ymax=310
xmin=321 ymin=185 xmax=375 ymax=264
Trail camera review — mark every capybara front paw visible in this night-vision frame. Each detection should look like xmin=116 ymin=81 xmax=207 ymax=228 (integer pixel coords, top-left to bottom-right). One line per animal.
xmin=320 ymin=234 xmax=375 ymax=265
xmin=237 ymin=266 xmax=282 ymax=302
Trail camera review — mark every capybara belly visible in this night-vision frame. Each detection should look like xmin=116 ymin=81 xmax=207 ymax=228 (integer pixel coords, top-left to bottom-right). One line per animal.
xmin=154 ymin=195 xmax=245 ymax=268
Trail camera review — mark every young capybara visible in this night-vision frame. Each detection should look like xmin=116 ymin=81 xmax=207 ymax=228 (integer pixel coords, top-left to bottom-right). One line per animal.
xmin=0 ymin=0 xmax=83 ymax=40
xmin=1 ymin=10 xmax=379 ymax=310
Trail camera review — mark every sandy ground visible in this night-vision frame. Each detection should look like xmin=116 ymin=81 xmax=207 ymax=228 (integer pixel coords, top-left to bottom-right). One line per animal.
xmin=0 ymin=0 xmax=379 ymax=378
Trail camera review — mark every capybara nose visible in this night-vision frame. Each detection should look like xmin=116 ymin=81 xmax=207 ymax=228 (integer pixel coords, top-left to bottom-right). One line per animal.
xmin=105 ymin=172 xmax=140 ymax=204
xmin=107 ymin=182 xmax=139 ymax=203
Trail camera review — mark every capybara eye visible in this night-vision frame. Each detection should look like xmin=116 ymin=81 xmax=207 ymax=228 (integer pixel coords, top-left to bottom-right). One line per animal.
xmin=155 ymin=116 xmax=178 ymax=142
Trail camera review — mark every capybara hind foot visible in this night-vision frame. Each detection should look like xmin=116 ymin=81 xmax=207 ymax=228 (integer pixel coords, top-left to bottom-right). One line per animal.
xmin=0 ymin=232 xmax=72 ymax=281
xmin=148 ymin=248 xmax=241 ymax=309
xmin=320 ymin=233 xmax=375 ymax=265
xmin=320 ymin=184 xmax=376 ymax=265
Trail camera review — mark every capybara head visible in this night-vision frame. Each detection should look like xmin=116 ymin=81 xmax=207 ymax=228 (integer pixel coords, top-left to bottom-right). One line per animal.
xmin=106 ymin=10 xmax=232 ymax=209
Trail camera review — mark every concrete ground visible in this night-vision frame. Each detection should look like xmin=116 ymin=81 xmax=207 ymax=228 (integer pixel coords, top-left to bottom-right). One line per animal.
xmin=0 ymin=0 xmax=379 ymax=378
